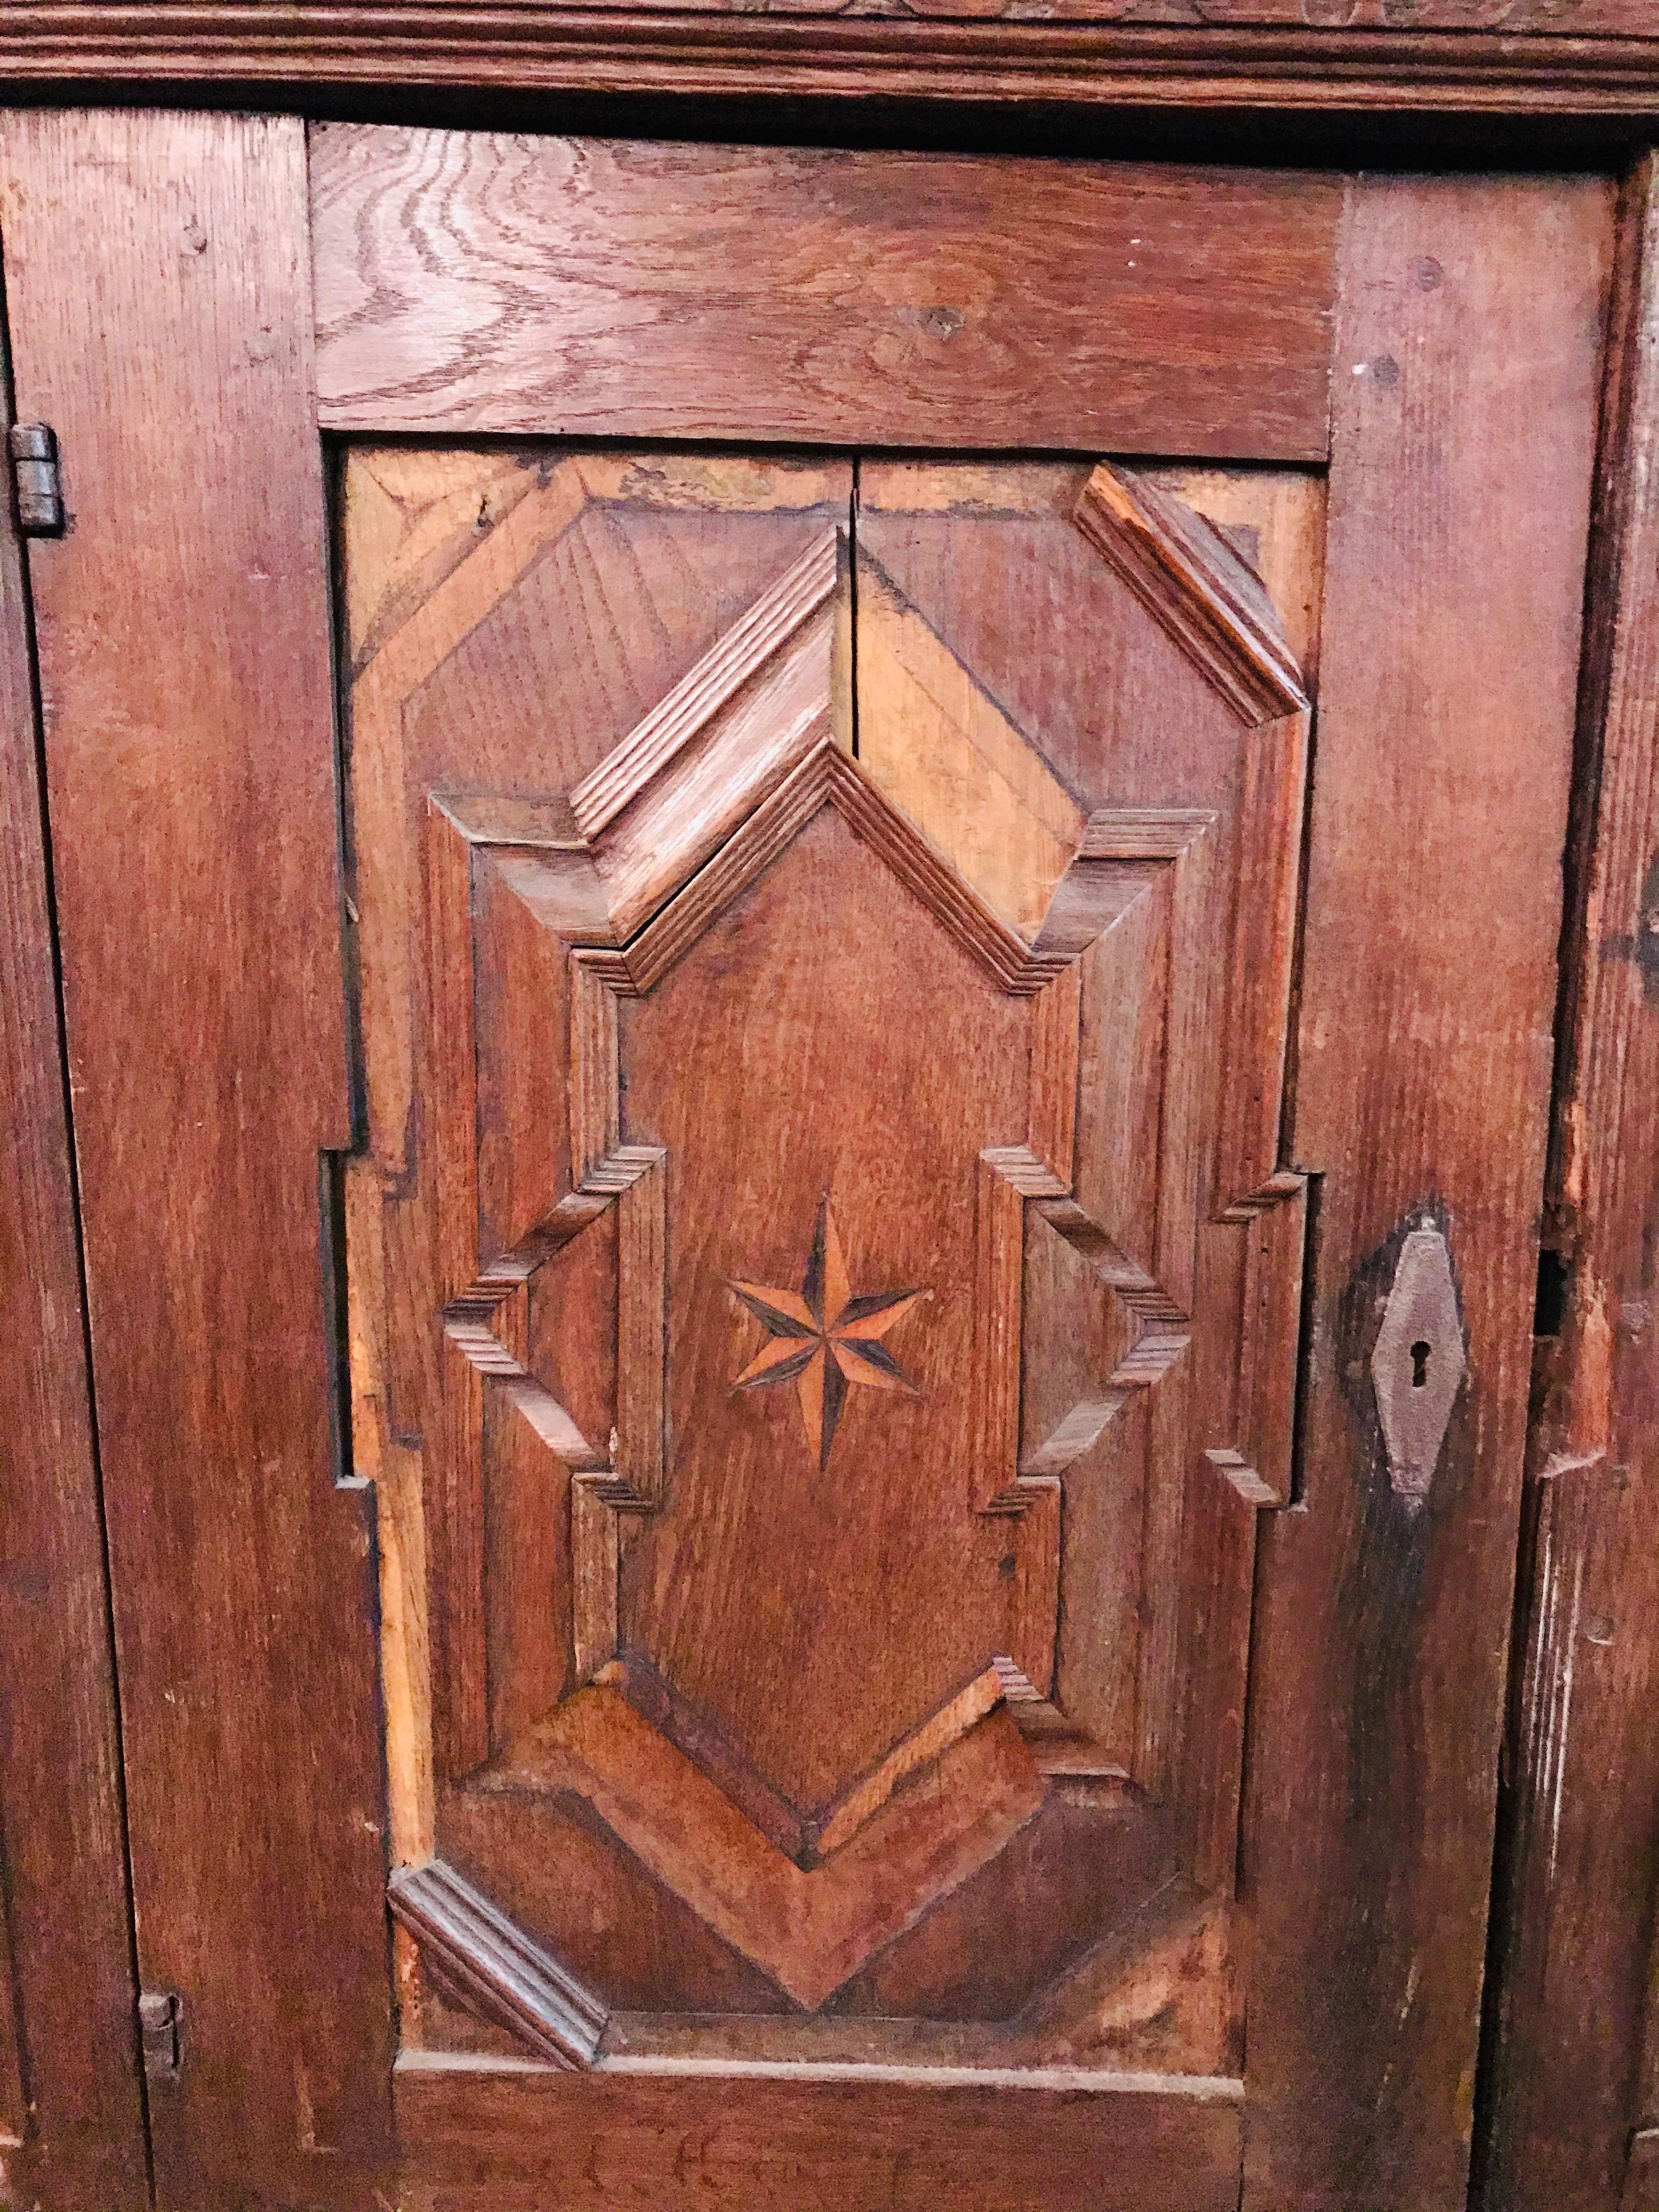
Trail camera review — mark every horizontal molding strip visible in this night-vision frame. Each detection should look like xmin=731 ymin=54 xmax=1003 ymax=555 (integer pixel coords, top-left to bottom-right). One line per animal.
xmin=0 ymin=15 xmax=1658 ymax=113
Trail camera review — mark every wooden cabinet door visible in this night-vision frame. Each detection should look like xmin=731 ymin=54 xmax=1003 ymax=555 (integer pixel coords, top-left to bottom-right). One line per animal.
xmin=311 ymin=140 xmax=1610 ymax=2211
xmin=301 ymin=122 xmax=1600 ymax=2205
xmin=0 ymin=113 xmax=1612 ymax=2211
xmin=345 ymin=449 xmax=1314 ymax=2207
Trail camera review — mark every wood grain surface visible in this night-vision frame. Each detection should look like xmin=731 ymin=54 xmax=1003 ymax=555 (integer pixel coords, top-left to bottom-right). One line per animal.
xmin=0 ymin=244 xmax=148 ymax=2212
xmin=0 ymin=110 xmax=391 ymax=2205
xmin=1475 ymin=155 xmax=1659 ymax=2212
xmin=1240 ymin=176 xmax=1611 ymax=2212
xmin=312 ymin=128 xmax=1341 ymax=459
xmin=394 ymin=2055 xmax=1245 ymax=2212
xmin=0 ymin=97 xmax=1632 ymax=2212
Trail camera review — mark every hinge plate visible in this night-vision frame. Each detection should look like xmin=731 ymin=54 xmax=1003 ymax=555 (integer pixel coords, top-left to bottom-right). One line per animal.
xmin=138 ymin=1989 xmax=182 ymax=2080
xmin=8 ymin=421 xmax=63 ymax=537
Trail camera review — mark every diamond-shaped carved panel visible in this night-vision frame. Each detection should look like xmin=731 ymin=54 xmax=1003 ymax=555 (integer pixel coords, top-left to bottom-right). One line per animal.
xmin=347 ymin=449 xmax=1317 ymax=2053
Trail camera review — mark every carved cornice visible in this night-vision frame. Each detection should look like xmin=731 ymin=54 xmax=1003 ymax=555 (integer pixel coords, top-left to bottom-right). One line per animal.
xmin=0 ymin=12 xmax=1656 ymax=119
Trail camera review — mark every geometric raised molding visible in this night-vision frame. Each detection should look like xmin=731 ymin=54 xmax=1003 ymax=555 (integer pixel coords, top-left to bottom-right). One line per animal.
xmin=1075 ymin=463 xmax=1312 ymax=1239
xmin=492 ymin=1677 xmax=1042 ymax=2011
xmin=433 ymin=749 xmax=1251 ymax=1822
xmin=347 ymin=447 xmax=1318 ymax=2056
xmin=428 ymin=741 xmax=1206 ymax=1849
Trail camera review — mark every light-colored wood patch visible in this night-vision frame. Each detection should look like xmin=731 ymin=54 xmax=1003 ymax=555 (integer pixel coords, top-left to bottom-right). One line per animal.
xmin=858 ymin=560 xmax=1085 ymax=939
xmin=347 ymin=1153 xmax=435 ymax=1867
xmin=1143 ymin=466 xmax=1326 ymax=686
xmin=344 ymin=447 xmax=548 ymax=673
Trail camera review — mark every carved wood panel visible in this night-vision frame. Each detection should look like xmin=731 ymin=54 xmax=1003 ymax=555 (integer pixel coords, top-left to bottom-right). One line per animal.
xmin=344 ymin=447 xmax=1318 ymax=2081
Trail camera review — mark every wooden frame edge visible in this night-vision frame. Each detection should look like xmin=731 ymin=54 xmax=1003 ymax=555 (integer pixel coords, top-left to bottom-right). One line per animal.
xmin=1474 ymin=149 xmax=1659 ymax=2212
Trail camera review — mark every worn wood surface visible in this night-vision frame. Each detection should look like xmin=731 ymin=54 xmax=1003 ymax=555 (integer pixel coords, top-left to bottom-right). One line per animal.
xmin=0 ymin=104 xmax=1629 ymax=2212
xmin=1475 ymin=155 xmax=1659 ymax=2212
xmin=0 ymin=109 xmax=391 ymax=2205
xmin=0 ymin=257 xmax=148 ymax=2211
xmin=393 ymin=2056 xmax=1244 ymax=2212
xmin=312 ymin=129 xmax=1341 ymax=460
xmin=1 ymin=15 xmax=1658 ymax=115
xmin=1240 ymin=176 xmax=1610 ymax=2212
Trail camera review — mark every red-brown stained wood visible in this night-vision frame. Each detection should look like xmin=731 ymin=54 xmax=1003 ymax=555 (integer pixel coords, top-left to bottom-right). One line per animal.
xmin=393 ymin=2057 xmax=1245 ymax=2212
xmin=311 ymin=129 xmax=1341 ymax=461
xmin=1240 ymin=176 xmax=1611 ymax=2212
xmin=0 ymin=284 xmax=148 ymax=2211
xmin=0 ymin=110 xmax=391 ymax=2203
xmin=1477 ymin=155 xmax=1659 ymax=2212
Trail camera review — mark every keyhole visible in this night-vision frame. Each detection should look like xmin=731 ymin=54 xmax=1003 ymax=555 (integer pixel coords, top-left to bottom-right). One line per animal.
xmin=1410 ymin=1340 xmax=1431 ymax=1389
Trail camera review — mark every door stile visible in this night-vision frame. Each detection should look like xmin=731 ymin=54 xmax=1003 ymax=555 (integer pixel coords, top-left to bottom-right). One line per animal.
xmin=0 ymin=110 xmax=394 ymax=2207
xmin=1474 ymin=151 xmax=1659 ymax=2212
xmin=1240 ymin=176 xmax=1612 ymax=2212
xmin=0 ymin=221 xmax=150 ymax=2212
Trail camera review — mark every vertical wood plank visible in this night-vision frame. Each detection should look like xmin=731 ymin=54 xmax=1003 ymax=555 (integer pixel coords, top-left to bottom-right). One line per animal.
xmin=1476 ymin=154 xmax=1659 ymax=2212
xmin=0 ymin=271 xmax=148 ymax=2210
xmin=0 ymin=110 xmax=391 ymax=2203
xmin=1242 ymin=176 xmax=1610 ymax=2211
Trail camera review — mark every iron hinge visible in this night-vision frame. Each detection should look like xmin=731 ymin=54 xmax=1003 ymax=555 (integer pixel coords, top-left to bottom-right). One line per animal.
xmin=8 ymin=421 xmax=63 ymax=537
xmin=138 ymin=1989 xmax=182 ymax=2080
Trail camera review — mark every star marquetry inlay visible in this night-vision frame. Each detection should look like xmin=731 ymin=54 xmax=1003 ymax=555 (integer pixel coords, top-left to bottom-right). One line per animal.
xmin=729 ymin=1198 xmax=928 ymax=1469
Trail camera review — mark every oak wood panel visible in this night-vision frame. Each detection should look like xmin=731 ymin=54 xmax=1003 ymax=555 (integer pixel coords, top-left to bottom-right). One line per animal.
xmin=3 ymin=14 xmax=1659 ymax=116
xmin=393 ymin=2056 xmax=1244 ymax=2212
xmin=348 ymin=458 xmax=861 ymax=2048
xmin=312 ymin=128 xmax=1341 ymax=461
xmin=0 ymin=285 xmax=148 ymax=2210
xmin=1476 ymin=155 xmax=1659 ymax=2212
xmin=346 ymin=452 xmax=855 ymax=1905
xmin=1240 ymin=176 xmax=1610 ymax=2212
xmin=412 ymin=672 xmax=1198 ymax=2027
xmin=0 ymin=109 xmax=391 ymax=2204
xmin=356 ymin=443 xmax=1319 ymax=2133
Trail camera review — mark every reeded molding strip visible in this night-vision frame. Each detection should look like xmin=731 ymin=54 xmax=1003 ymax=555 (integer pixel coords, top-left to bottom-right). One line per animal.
xmin=388 ymin=1857 xmax=608 ymax=2069
xmin=1075 ymin=465 xmax=1309 ymax=727
xmin=4 ymin=20 xmax=1659 ymax=117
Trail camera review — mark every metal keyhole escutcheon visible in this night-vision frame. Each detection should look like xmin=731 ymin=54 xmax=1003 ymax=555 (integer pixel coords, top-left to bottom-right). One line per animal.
xmin=1371 ymin=1223 xmax=1465 ymax=1499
